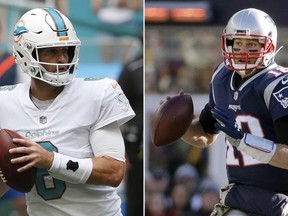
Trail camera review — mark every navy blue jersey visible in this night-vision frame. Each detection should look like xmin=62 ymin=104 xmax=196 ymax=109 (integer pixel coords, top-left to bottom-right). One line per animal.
xmin=209 ymin=62 xmax=288 ymax=194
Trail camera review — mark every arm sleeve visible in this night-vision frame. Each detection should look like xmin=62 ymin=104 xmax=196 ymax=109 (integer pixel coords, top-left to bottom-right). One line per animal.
xmin=89 ymin=121 xmax=126 ymax=162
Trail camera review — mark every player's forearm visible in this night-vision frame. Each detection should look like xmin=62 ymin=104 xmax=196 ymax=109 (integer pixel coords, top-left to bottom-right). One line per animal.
xmin=48 ymin=153 xmax=124 ymax=186
xmin=225 ymin=132 xmax=288 ymax=169
xmin=88 ymin=156 xmax=125 ymax=187
xmin=269 ymin=144 xmax=288 ymax=170
xmin=181 ymin=118 xmax=217 ymax=148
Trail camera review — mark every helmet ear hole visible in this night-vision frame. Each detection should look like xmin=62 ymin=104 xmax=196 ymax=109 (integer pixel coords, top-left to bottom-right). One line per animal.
xmin=17 ymin=51 xmax=23 ymax=58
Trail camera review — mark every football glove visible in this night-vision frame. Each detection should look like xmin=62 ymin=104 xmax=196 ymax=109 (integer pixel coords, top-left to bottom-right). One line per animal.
xmin=211 ymin=106 xmax=243 ymax=147
xmin=211 ymin=106 xmax=276 ymax=163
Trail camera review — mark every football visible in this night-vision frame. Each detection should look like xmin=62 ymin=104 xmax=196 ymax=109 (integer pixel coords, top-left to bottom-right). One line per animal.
xmin=0 ymin=129 xmax=36 ymax=192
xmin=150 ymin=94 xmax=194 ymax=146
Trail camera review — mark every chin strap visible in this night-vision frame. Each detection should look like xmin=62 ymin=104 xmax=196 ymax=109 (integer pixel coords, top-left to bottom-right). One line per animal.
xmin=273 ymin=45 xmax=284 ymax=57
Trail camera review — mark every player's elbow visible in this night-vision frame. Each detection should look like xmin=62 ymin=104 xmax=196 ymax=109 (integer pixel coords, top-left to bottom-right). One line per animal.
xmin=109 ymin=163 xmax=125 ymax=187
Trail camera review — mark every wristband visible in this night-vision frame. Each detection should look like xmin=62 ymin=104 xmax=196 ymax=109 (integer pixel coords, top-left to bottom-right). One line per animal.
xmin=48 ymin=152 xmax=93 ymax=184
xmin=238 ymin=133 xmax=276 ymax=164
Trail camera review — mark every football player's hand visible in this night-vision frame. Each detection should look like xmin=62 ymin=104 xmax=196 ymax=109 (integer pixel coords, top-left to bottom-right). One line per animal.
xmin=9 ymin=138 xmax=54 ymax=172
xmin=159 ymin=90 xmax=184 ymax=105
xmin=211 ymin=106 xmax=244 ymax=147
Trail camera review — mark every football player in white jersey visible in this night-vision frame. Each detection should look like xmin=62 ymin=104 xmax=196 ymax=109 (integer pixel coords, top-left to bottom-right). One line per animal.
xmin=0 ymin=7 xmax=136 ymax=216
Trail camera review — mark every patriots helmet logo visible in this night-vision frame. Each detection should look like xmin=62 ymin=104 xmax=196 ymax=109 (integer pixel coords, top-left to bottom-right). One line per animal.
xmin=273 ymin=86 xmax=288 ymax=108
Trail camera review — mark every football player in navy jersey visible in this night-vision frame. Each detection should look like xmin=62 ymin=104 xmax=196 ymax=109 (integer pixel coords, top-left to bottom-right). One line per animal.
xmin=174 ymin=8 xmax=288 ymax=216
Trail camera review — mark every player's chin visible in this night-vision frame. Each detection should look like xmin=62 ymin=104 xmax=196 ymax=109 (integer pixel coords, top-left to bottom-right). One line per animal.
xmin=241 ymin=69 xmax=255 ymax=77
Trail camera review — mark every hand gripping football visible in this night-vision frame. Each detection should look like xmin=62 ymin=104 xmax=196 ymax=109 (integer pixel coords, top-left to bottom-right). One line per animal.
xmin=0 ymin=129 xmax=36 ymax=192
xmin=150 ymin=94 xmax=194 ymax=146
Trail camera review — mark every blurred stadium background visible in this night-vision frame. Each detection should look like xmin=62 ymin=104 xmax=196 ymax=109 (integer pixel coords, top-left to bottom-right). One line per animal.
xmin=0 ymin=0 xmax=143 ymax=80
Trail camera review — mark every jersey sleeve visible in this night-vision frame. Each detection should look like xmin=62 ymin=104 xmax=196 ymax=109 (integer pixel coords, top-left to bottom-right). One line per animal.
xmin=94 ymin=78 xmax=135 ymax=129
xmin=267 ymin=75 xmax=288 ymax=121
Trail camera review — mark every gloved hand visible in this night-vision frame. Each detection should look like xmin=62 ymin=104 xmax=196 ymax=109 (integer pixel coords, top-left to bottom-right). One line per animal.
xmin=211 ymin=106 xmax=244 ymax=147
xmin=211 ymin=106 xmax=276 ymax=164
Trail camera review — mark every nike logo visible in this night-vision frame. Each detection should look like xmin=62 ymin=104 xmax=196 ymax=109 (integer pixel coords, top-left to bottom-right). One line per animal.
xmin=282 ymin=77 xmax=288 ymax=85
xmin=112 ymin=82 xmax=118 ymax=89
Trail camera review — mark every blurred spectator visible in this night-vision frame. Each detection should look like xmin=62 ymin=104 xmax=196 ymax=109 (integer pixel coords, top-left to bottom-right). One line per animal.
xmin=146 ymin=191 xmax=171 ymax=216
xmin=146 ymin=168 xmax=170 ymax=195
xmin=190 ymin=179 xmax=220 ymax=216
xmin=92 ymin=0 xmax=132 ymax=25
xmin=156 ymin=63 xmax=172 ymax=93
xmin=55 ymin=0 xmax=69 ymax=15
xmin=145 ymin=169 xmax=171 ymax=216
xmin=0 ymin=7 xmax=16 ymax=86
xmin=173 ymin=163 xmax=200 ymax=198
xmin=27 ymin=0 xmax=69 ymax=15
xmin=167 ymin=183 xmax=194 ymax=216
xmin=0 ymin=50 xmax=29 ymax=85
xmin=145 ymin=27 xmax=222 ymax=94
xmin=186 ymin=146 xmax=209 ymax=177
xmin=148 ymin=138 xmax=191 ymax=178
xmin=92 ymin=0 xmax=141 ymax=24
xmin=91 ymin=0 xmax=142 ymax=63
xmin=118 ymin=36 xmax=143 ymax=216
xmin=0 ymin=52 xmax=17 ymax=85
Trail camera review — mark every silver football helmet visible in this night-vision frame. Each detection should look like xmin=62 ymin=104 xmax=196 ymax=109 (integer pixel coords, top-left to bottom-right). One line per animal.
xmin=222 ymin=8 xmax=277 ymax=77
xmin=13 ymin=8 xmax=81 ymax=86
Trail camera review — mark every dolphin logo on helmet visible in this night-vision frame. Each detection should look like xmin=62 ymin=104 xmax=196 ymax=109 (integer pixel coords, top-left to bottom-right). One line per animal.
xmin=13 ymin=25 xmax=29 ymax=38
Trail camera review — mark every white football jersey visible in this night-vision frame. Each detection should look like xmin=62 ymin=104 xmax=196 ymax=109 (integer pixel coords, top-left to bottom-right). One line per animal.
xmin=0 ymin=77 xmax=135 ymax=216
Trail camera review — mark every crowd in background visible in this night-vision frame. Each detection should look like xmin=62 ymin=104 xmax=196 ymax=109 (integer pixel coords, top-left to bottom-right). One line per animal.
xmin=145 ymin=26 xmax=288 ymax=94
xmin=146 ymin=137 xmax=220 ymax=216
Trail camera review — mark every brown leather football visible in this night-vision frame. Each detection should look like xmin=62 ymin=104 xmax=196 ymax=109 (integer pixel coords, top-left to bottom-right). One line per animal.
xmin=150 ymin=94 xmax=194 ymax=146
xmin=0 ymin=129 xmax=36 ymax=192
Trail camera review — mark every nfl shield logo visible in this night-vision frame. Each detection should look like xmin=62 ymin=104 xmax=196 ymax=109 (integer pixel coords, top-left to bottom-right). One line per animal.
xmin=40 ymin=116 xmax=47 ymax=124
xmin=233 ymin=91 xmax=239 ymax=100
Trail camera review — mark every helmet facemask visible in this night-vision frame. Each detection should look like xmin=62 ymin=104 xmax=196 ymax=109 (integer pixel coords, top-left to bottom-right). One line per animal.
xmin=30 ymin=45 xmax=80 ymax=86
xmin=222 ymin=34 xmax=275 ymax=77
